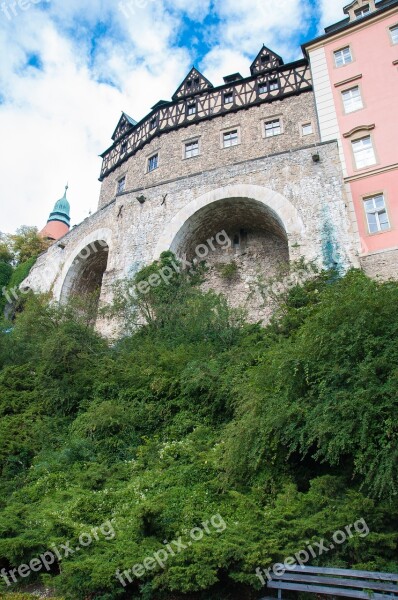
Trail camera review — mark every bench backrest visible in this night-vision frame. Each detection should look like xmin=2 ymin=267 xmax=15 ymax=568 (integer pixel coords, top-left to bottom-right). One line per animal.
xmin=266 ymin=565 xmax=398 ymax=600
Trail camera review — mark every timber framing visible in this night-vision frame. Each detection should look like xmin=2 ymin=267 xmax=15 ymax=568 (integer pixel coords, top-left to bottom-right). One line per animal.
xmin=99 ymin=56 xmax=312 ymax=181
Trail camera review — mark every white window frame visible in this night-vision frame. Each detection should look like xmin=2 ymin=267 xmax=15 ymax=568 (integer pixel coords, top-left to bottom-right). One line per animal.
xmin=147 ymin=153 xmax=159 ymax=172
xmin=185 ymin=140 xmax=199 ymax=158
xmin=301 ymin=122 xmax=314 ymax=136
xmin=342 ymin=86 xmax=363 ymax=113
xmin=334 ymin=46 xmax=353 ymax=67
xmin=351 ymin=135 xmax=376 ymax=169
xmin=264 ymin=118 xmax=282 ymax=138
xmin=117 ymin=176 xmax=126 ymax=194
xmin=363 ymin=194 xmax=390 ymax=234
xmin=390 ymin=24 xmax=398 ymax=44
xmin=269 ymin=79 xmax=279 ymax=91
xmin=222 ymin=129 xmax=239 ymax=148
xmin=355 ymin=4 xmax=370 ymax=18
xmin=258 ymin=83 xmax=267 ymax=95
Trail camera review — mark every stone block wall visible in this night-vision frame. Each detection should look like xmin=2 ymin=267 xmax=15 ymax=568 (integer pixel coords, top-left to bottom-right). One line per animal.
xmin=360 ymin=248 xmax=398 ymax=280
xmin=98 ymin=92 xmax=321 ymax=210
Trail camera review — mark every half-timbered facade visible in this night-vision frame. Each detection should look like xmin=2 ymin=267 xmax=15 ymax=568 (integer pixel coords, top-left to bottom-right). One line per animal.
xmin=99 ymin=47 xmax=312 ymax=184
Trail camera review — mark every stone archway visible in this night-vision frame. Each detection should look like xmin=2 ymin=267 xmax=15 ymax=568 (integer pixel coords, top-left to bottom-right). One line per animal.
xmin=155 ymin=185 xmax=309 ymax=322
xmin=155 ymin=184 xmax=308 ymax=260
xmin=60 ymin=240 xmax=109 ymax=316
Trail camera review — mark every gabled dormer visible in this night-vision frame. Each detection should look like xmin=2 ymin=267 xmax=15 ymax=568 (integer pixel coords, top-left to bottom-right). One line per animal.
xmin=250 ymin=46 xmax=284 ymax=76
xmin=172 ymin=67 xmax=213 ymax=101
xmin=343 ymin=0 xmax=375 ymax=22
xmin=112 ymin=112 xmax=137 ymax=142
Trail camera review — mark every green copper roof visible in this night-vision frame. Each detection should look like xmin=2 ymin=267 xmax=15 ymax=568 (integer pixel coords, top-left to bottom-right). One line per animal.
xmin=48 ymin=185 xmax=71 ymax=227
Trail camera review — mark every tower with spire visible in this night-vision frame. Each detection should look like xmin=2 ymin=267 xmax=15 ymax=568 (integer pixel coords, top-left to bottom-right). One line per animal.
xmin=40 ymin=185 xmax=71 ymax=241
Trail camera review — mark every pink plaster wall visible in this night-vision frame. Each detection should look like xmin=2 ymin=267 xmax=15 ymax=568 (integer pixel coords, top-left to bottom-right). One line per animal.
xmin=324 ymin=10 xmax=398 ymax=252
xmin=351 ymin=170 xmax=397 ymax=252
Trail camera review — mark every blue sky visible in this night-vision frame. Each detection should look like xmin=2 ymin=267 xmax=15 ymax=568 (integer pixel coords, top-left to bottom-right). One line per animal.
xmin=0 ymin=0 xmax=347 ymax=233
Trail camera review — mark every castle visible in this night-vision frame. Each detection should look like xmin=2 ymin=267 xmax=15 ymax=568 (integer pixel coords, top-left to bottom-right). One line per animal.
xmin=24 ymin=0 xmax=398 ymax=330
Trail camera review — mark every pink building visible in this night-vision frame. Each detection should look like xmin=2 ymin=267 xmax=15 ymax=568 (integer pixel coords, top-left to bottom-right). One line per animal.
xmin=304 ymin=0 xmax=398 ymax=277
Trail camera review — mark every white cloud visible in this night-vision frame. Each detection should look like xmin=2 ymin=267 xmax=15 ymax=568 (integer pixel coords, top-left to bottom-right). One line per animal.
xmin=318 ymin=0 xmax=347 ymax=29
xmin=208 ymin=0 xmax=312 ymax=61
xmin=0 ymin=0 xmax=193 ymax=233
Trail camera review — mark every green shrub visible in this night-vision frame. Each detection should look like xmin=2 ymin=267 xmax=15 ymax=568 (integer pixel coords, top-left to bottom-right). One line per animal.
xmin=0 ymin=267 xmax=397 ymax=600
xmin=215 ymin=261 xmax=238 ymax=280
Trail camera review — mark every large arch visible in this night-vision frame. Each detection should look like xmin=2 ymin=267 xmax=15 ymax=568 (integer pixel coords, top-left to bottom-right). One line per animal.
xmin=154 ymin=184 xmax=311 ymax=323
xmin=154 ymin=184 xmax=308 ymax=260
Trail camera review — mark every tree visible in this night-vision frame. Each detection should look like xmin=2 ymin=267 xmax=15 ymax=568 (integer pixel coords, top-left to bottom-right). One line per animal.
xmin=8 ymin=226 xmax=51 ymax=264
xmin=0 ymin=233 xmax=13 ymax=264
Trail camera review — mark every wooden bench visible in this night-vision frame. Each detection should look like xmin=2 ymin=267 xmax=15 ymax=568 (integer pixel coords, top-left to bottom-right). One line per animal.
xmin=262 ymin=565 xmax=398 ymax=600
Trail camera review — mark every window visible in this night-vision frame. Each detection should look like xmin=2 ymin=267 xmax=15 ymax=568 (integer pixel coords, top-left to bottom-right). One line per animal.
xmin=187 ymin=103 xmax=196 ymax=116
xmin=261 ymin=54 xmax=270 ymax=63
xmin=223 ymin=130 xmax=239 ymax=147
xmin=364 ymin=194 xmax=390 ymax=233
xmin=352 ymin=136 xmax=376 ymax=168
xmin=117 ymin=176 xmax=126 ymax=194
xmin=121 ymin=142 xmax=128 ymax=155
xmin=265 ymin=118 xmax=282 ymax=137
xmin=342 ymin=86 xmax=363 ymax=113
xmin=334 ymin=46 xmax=353 ymax=67
xmin=185 ymin=140 xmax=199 ymax=158
xmin=269 ymin=79 xmax=279 ymax=91
xmin=258 ymin=83 xmax=268 ymax=94
xmin=187 ymin=78 xmax=199 ymax=89
xmin=150 ymin=117 xmax=157 ymax=130
xmin=390 ymin=25 xmax=398 ymax=44
xmin=302 ymin=122 xmax=313 ymax=136
xmin=355 ymin=4 xmax=370 ymax=18
xmin=224 ymin=92 xmax=233 ymax=104
xmin=148 ymin=154 xmax=159 ymax=172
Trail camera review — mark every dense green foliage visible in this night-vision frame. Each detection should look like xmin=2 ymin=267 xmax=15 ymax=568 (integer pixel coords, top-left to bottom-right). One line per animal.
xmin=0 ymin=595 xmax=64 ymax=600
xmin=0 ymin=263 xmax=397 ymax=600
xmin=4 ymin=227 xmax=50 ymax=265
xmin=0 ymin=263 xmax=13 ymax=314
xmin=0 ymin=226 xmax=49 ymax=319
xmin=7 ymin=257 xmax=38 ymax=292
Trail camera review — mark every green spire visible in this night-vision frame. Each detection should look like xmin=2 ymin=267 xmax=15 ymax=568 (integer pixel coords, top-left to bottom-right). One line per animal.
xmin=48 ymin=184 xmax=71 ymax=227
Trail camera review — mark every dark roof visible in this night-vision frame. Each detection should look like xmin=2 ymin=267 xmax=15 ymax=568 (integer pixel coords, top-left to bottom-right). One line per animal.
xmin=151 ymin=100 xmax=169 ymax=110
xmin=122 ymin=112 xmax=137 ymax=126
xmin=172 ymin=67 xmax=214 ymax=101
xmin=111 ymin=112 xmax=137 ymax=141
xmin=303 ymin=0 xmax=398 ymax=51
xmin=223 ymin=73 xmax=243 ymax=83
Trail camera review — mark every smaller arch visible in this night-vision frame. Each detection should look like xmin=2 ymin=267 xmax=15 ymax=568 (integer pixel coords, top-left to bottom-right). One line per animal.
xmin=54 ymin=228 xmax=113 ymax=301
xmin=60 ymin=239 xmax=110 ymax=307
